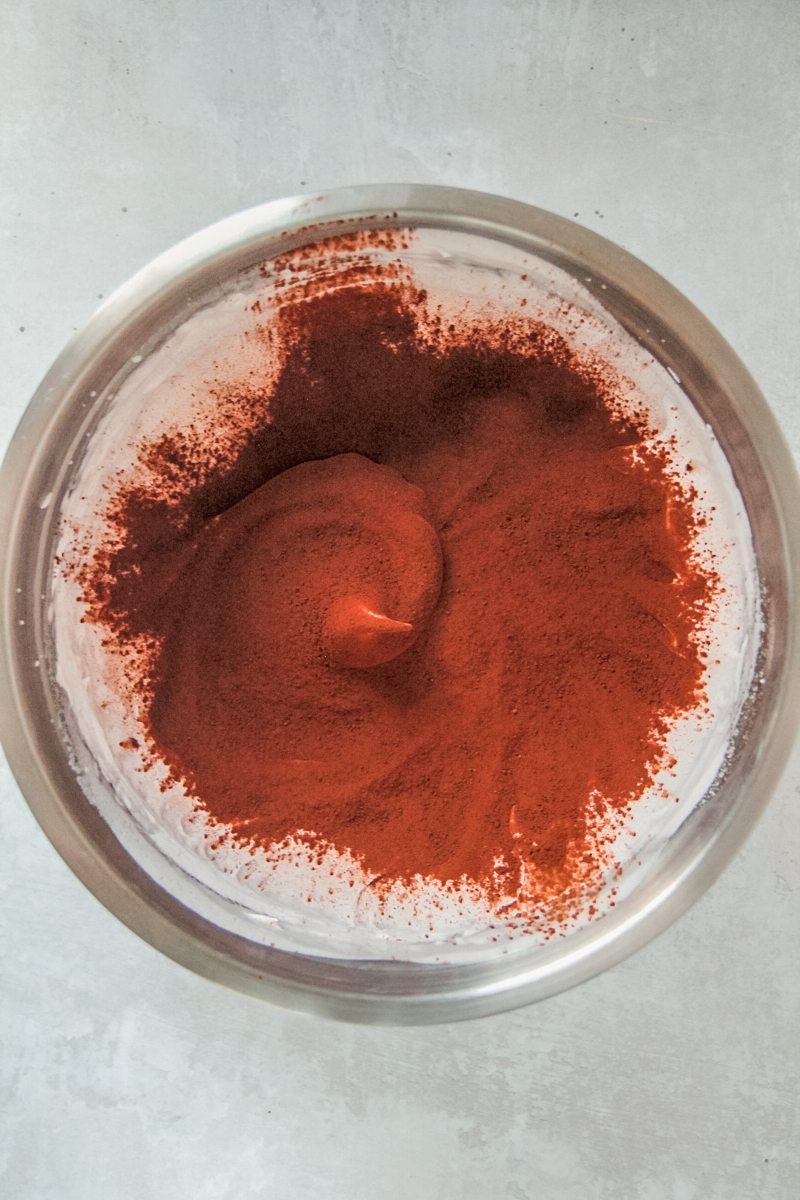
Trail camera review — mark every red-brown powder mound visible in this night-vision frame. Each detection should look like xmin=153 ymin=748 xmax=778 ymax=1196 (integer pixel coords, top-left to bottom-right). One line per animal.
xmin=77 ymin=279 xmax=714 ymax=910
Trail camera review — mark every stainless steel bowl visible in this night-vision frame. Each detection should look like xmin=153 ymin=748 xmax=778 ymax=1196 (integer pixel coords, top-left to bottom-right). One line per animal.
xmin=2 ymin=184 xmax=798 ymax=1023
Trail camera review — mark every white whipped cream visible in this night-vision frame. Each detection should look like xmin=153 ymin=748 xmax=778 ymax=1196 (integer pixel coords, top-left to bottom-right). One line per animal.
xmin=50 ymin=228 xmax=761 ymax=963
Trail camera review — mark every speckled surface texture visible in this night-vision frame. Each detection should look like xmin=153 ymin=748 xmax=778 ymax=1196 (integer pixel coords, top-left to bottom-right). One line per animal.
xmin=2 ymin=2 xmax=799 ymax=1197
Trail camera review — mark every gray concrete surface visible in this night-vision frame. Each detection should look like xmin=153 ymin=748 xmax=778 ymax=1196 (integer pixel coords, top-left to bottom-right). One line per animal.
xmin=1 ymin=2 xmax=798 ymax=1197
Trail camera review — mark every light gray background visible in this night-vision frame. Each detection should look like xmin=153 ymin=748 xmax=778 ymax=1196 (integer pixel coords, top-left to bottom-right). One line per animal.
xmin=2 ymin=2 xmax=798 ymax=1197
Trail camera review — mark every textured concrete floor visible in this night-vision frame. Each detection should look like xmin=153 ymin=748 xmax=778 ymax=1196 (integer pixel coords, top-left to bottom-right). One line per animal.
xmin=2 ymin=2 xmax=799 ymax=1197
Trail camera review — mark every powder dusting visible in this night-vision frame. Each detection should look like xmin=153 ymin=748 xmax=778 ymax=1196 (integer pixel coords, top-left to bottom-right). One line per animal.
xmin=62 ymin=227 xmax=726 ymax=937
